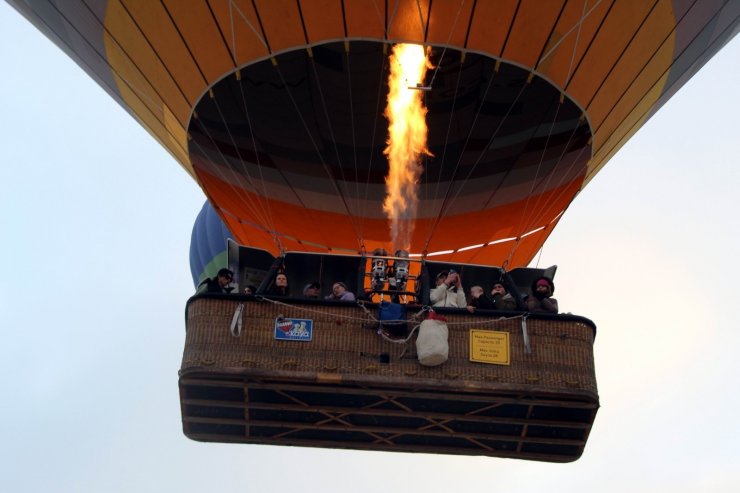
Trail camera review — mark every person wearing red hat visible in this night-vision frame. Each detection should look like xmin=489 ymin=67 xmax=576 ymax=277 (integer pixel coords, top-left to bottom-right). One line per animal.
xmin=526 ymin=276 xmax=558 ymax=313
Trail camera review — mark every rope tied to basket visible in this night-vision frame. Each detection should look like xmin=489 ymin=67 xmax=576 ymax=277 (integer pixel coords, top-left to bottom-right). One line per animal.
xmin=256 ymin=295 xmax=373 ymax=322
xmin=374 ymin=304 xmax=431 ymax=344
xmin=521 ymin=314 xmax=532 ymax=354
xmin=242 ymin=297 xmax=533 ymax=352
xmin=229 ymin=303 xmax=244 ymax=337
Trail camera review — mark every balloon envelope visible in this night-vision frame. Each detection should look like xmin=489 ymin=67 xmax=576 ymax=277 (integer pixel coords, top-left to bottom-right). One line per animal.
xmin=189 ymin=201 xmax=234 ymax=288
xmin=9 ymin=0 xmax=739 ymax=266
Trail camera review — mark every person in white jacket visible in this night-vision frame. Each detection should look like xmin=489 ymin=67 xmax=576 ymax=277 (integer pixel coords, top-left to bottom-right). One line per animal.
xmin=430 ymin=270 xmax=466 ymax=308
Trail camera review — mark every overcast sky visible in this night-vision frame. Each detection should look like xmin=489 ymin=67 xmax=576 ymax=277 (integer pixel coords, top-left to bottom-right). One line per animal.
xmin=1 ymin=3 xmax=739 ymax=492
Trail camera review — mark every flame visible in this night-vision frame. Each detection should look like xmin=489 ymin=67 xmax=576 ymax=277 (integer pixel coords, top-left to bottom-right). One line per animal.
xmin=383 ymin=43 xmax=432 ymax=252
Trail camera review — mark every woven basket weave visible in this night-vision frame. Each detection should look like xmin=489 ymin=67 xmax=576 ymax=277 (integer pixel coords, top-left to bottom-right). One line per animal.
xmin=180 ymin=296 xmax=599 ymax=462
xmin=182 ymin=297 xmax=597 ymax=397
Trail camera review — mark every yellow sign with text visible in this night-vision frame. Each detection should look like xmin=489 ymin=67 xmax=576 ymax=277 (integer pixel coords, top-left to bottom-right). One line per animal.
xmin=469 ymin=330 xmax=510 ymax=365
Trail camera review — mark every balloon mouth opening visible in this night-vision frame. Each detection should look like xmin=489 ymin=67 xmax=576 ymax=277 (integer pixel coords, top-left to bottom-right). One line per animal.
xmin=187 ymin=40 xmax=591 ymax=257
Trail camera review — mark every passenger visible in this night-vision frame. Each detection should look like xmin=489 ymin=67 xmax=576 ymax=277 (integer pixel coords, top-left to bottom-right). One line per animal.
xmin=467 ymin=285 xmax=495 ymax=312
xmin=491 ymin=280 xmax=517 ymax=310
xmin=430 ymin=270 xmax=466 ymax=308
xmin=325 ymin=281 xmax=356 ymax=301
xmin=266 ymin=272 xmax=290 ymax=296
xmin=243 ymin=284 xmax=257 ymax=295
xmin=302 ymin=281 xmax=321 ymax=298
xmin=526 ymin=276 xmax=558 ymax=313
xmin=198 ymin=268 xmax=235 ymax=294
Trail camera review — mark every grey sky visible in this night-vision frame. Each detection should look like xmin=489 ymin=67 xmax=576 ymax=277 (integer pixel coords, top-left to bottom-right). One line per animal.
xmin=1 ymin=3 xmax=739 ymax=492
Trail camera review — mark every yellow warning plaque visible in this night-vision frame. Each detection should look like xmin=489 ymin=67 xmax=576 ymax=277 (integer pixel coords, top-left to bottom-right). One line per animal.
xmin=469 ymin=330 xmax=510 ymax=365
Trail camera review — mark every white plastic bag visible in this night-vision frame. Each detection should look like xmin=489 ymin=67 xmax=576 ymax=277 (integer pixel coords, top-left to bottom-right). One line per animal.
xmin=416 ymin=316 xmax=449 ymax=366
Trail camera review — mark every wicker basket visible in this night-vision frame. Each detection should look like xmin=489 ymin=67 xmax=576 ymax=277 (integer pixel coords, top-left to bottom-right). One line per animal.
xmin=180 ymin=295 xmax=599 ymax=462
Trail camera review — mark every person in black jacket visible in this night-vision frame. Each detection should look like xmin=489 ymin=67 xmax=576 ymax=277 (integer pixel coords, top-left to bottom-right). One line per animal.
xmin=198 ymin=268 xmax=234 ymax=294
xmin=266 ymin=272 xmax=290 ymax=296
xmin=467 ymin=285 xmax=495 ymax=313
xmin=491 ymin=281 xmax=518 ymax=310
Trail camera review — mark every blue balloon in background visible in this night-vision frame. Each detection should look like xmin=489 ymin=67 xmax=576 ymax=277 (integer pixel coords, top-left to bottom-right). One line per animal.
xmin=189 ymin=201 xmax=233 ymax=288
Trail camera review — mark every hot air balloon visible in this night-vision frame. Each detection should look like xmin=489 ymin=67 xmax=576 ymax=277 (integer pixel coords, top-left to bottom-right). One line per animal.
xmin=190 ymin=201 xmax=234 ymax=288
xmin=10 ymin=0 xmax=738 ymax=461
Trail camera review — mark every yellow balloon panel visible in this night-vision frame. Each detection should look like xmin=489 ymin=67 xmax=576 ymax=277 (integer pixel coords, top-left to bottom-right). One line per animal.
xmin=207 ymin=0 xmax=271 ymax=66
xmin=501 ymin=0 xmax=569 ymax=69
xmin=161 ymin=0 xmax=236 ymax=83
xmin=342 ymin=0 xmax=388 ymax=39
xmin=299 ymin=0 xmax=346 ymax=43
xmin=113 ymin=0 xmax=205 ymax=105
xmin=535 ymin=0 xmax=613 ymax=86
xmin=252 ymin=0 xmax=307 ymax=54
xmin=465 ymin=0 xmax=518 ymax=57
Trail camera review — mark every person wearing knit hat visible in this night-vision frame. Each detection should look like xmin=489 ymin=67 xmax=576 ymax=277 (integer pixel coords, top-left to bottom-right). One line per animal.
xmin=526 ymin=276 xmax=558 ymax=313
xmin=491 ymin=280 xmax=518 ymax=310
xmin=325 ymin=281 xmax=355 ymax=301
xmin=303 ymin=281 xmax=321 ymax=298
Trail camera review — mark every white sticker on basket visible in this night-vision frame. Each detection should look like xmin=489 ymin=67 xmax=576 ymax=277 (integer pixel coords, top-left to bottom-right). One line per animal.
xmin=274 ymin=317 xmax=313 ymax=341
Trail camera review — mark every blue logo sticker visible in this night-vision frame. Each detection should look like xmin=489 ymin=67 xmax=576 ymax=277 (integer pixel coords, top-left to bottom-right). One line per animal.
xmin=274 ymin=317 xmax=313 ymax=341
